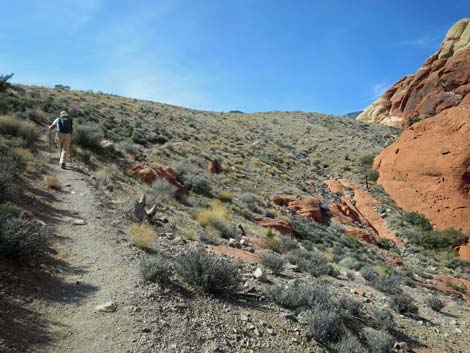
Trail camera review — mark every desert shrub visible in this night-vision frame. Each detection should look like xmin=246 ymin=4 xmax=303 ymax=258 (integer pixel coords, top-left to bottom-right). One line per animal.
xmin=0 ymin=115 xmax=40 ymax=146
xmin=139 ymin=256 xmax=172 ymax=286
xmin=426 ymin=296 xmax=445 ymax=312
xmin=175 ymin=248 xmax=240 ymax=295
xmin=403 ymin=211 xmax=432 ymax=231
xmin=0 ymin=170 xmax=17 ymax=202
xmin=377 ymin=238 xmax=395 ymax=250
xmin=288 ymin=249 xmax=337 ymax=277
xmin=128 ymin=223 xmax=156 ymax=251
xmin=261 ymin=252 xmax=285 ymax=274
xmin=338 ymin=256 xmax=363 ymax=271
xmin=413 ymin=228 xmax=466 ymax=250
xmin=366 ymin=169 xmax=379 ymax=182
xmin=370 ymin=274 xmax=402 ymax=295
xmin=371 ymin=308 xmax=394 ymax=332
xmin=390 ymin=293 xmax=418 ymax=315
xmin=360 ymin=266 xmax=378 ymax=281
xmin=185 ymin=175 xmax=212 ymax=196
xmin=0 ymin=73 xmax=13 ymax=92
xmin=278 ymin=236 xmax=299 ymax=253
xmin=194 ymin=199 xmax=229 ymax=227
xmin=237 ymin=192 xmax=258 ymax=211
xmin=358 ymin=154 xmax=375 ymax=169
xmin=209 ymin=218 xmax=238 ymax=239
xmin=0 ymin=217 xmax=47 ymax=257
xmin=0 ymin=203 xmax=20 ymax=219
xmin=197 ymin=230 xmax=218 ymax=245
xmin=118 ymin=139 xmax=138 ymax=155
xmin=363 ymin=327 xmax=394 ymax=353
xmin=218 ymin=190 xmax=233 ymax=203
xmin=337 ymin=334 xmax=368 ymax=353
xmin=43 ymin=175 xmax=62 ymax=190
xmin=269 ymin=280 xmax=328 ymax=311
xmin=74 ymin=124 xmax=104 ymax=152
xmin=307 ymin=303 xmax=343 ymax=343
xmin=152 ymin=178 xmax=178 ymax=199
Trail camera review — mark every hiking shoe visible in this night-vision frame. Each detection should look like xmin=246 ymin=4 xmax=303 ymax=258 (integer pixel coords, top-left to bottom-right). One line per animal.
xmin=61 ymin=163 xmax=66 ymax=169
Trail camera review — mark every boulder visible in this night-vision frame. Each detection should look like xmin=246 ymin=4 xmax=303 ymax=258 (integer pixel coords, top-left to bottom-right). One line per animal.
xmin=254 ymin=267 xmax=268 ymax=282
xmin=128 ymin=164 xmax=186 ymax=192
xmin=252 ymin=216 xmax=294 ymax=236
xmin=271 ymin=195 xmax=323 ymax=222
xmin=358 ymin=18 xmax=470 ymax=127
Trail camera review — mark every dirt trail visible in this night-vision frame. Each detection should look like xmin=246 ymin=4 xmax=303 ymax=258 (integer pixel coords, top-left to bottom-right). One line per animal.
xmin=35 ymin=160 xmax=141 ymax=353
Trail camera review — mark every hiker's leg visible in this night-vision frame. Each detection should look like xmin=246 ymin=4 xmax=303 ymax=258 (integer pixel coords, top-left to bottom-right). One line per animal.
xmin=63 ymin=134 xmax=72 ymax=159
xmin=58 ymin=134 xmax=66 ymax=167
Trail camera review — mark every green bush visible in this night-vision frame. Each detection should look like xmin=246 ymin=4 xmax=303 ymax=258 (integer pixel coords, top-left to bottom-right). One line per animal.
xmin=403 ymin=211 xmax=432 ymax=231
xmin=0 ymin=217 xmax=47 ymax=257
xmin=176 ymin=248 xmax=240 ymax=295
xmin=363 ymin=327 xmax=394 ymax=353
xmin=408 ymin=228 xmax=467 ymax=249
xmin=185 ymin=175 xmax=212 ymax=196
xmin=152 ymin=179 xmax=178 ymax=199
xmin=74 ymin=124 xmax=103 ymax=152
xmin=139 ymin=256 xmax=172 ymax=286
xmin=0 ymin=115 xmax=40 ymax=146
xmin=337 ymin=334 xmax=368 ymax=353
xmin=426 ymin=296 xmax=445 ymax=312
xmin=287 ymin=249 xmax=337 ymax=277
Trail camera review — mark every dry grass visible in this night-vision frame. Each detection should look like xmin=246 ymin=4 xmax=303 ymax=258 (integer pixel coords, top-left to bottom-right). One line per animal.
xmin=128 ymin=223 xmax=156 ymax=251
xmin=194 ymin=199 xmax=229 ymax=227
xmin=14 ymin=147 xmax=35 ymax=173
xmin=43 ymin=175 xmax=62 ymax=190
xmin=218 ymin=190 xmax=234 ymax=203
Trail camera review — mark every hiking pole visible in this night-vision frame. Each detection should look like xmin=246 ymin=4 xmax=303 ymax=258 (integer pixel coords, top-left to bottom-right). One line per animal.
xmin=48 ymin=130 xmax=51 ymax=158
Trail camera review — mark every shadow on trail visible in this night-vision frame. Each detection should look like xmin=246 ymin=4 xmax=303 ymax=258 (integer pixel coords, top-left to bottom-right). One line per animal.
xmin=0 ymin=253 xmax=98 ymax=352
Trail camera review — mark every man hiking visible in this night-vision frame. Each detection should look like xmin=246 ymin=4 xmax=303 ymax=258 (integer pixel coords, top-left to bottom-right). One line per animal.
xmin=49 ymin=111 xmax=73 ymax=169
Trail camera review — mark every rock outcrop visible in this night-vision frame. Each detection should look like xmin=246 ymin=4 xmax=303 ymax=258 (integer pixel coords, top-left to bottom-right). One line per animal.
xmin=358 ymin=18 xmax=470 ymax=127
xmin=271 ymin=195 xmax=323 ymax=223
xmin=252 ymin=216 xmax=293 ymax=236
xmin=374 ymin=95 xmax=470 ymax=235
xmin=128 ymin=164 xmax=186 ymax=192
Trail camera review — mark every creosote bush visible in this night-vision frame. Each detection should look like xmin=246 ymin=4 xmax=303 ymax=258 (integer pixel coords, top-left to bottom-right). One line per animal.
xmin=176 ymin=248 xmax=240 ymax=295
xmin=152 ymin=178 xmax=178 ymax=199
xmin=363 ymin=327 xmax=394 ymax=353
xmin=337 ymin=334 xmax=368 ymax=353
xmin=185 ymin=175 xmax=212 ymax=196
xmin=140 ymin=256 xmax=172 ymax=286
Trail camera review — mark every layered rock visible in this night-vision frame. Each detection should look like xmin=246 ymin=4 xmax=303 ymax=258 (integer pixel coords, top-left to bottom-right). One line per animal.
xmin=374 ymin=95 xmax=470 ymax=236
xmin=358 ymin=18 xmax=470 ymax=127
xmin=271 ymin=195 xmax=323 ymax=223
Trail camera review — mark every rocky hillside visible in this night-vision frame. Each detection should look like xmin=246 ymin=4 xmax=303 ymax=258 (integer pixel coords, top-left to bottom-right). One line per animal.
xmin=357 ymin=18 xmax=470 ymax=128
xmin=2 ymin=78 xmax=470 ymax=353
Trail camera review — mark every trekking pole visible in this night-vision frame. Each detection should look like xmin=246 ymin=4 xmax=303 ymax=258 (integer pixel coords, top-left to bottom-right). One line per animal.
xmin=48 ymin=130 xmax=51 ymax=156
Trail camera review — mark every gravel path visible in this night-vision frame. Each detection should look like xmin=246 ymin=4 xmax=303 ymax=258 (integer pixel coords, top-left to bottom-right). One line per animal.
xmin=36 ymin=161 xmax=141 ymax=353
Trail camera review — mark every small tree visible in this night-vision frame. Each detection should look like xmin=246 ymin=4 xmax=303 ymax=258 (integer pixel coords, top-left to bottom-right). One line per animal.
xmin=0 ymin=73 xmax=14 ymax=91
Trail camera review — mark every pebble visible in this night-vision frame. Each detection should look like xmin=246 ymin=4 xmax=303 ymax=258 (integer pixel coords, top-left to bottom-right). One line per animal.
xmin=95 ymin=301 xmax=117 ymax=313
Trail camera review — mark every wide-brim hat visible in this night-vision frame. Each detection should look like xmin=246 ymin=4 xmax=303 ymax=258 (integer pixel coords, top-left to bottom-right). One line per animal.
xmin=60 ymin=111 xmax=68 ymax=117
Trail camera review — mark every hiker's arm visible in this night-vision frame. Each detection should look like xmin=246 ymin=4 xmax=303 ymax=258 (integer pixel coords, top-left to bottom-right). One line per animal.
xmin=49 ymin=118 xmax=58 ymax=130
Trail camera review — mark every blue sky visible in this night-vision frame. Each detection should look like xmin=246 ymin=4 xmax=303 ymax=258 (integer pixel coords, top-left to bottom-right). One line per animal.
xmin=1 ymin=0 xmax=469 ymax=114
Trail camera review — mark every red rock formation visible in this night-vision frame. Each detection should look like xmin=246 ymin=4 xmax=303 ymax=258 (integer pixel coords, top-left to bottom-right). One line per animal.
xmin=271 ymin=195 xmax=323 ymax=223
xmin=208 ymin=158 xmax=221 ymax=174
xmin=252 ymin=216 xmax=294 ymax=236
xmin=374 ymin=94 xmax=470 ymax=235
xmin=325 ymin=179 xmax=403 ymax=247
xmin=456 ymin=245 xmax=470 ymax=261
xmin=207 ymin=245 xmax=261 ymax=264
xmin=345 ymin=227 xmax=378 ymax=245
xmin=358 ymin=18 xmax=470 ymax=127
xmin=128 ymin=164 xmax=186 ymax=192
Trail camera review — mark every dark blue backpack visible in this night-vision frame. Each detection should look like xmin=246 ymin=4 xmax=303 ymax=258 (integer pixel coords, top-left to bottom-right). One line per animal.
xmin=58 ymin=117 xmax=73 ymax=133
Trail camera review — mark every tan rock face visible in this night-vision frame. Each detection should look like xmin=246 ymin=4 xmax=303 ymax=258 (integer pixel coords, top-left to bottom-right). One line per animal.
xmin=358 ymin=18 xmax=470 ymax=127
xmin=374 ymin=94 xmax=470 ymax=235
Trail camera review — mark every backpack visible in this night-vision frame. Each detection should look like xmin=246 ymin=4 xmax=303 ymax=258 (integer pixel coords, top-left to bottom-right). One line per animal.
xmin=58 ymin=117 xmax=73 ymax=133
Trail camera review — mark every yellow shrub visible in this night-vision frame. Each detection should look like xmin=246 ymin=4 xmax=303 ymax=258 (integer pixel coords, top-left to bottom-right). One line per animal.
xmin=222 ymin=178 xmax=231 ymax=185
xmin=43 ymin=175 xmax=62 ymax=190
xmin=194 ymin=199 xmax=229 ymax=227
xmin=219 ymin=191 xmax=233 ymax=203
xmin=128 ymin=223 xmax=156 ymax=251
xmin=14 ymin=147 xmax=34 ymax=173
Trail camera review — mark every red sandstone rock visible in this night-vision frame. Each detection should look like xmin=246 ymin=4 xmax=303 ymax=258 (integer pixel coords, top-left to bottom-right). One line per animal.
xmin=208 ymin=158 xmax=221 ymax=174
xmin=253 ymin=216 xmax=294 ymax=236
xmin=358 ymin=18 xmax=470 ymax=127
xmin=374 ymin=94 xmax=470 ymax=235
xmin=271 ymin=195 xmax=323 ymax=222
xmin=345 ymin=226 xmax=378 ymax=245
xmin=456 ymin=245 xmax=470 ymax=261
xmin=128 ymin=164 xmax=186 ymax=192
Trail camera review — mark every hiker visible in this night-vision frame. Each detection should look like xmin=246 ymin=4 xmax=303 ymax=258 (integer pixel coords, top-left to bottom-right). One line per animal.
xmin=49 ymin=111 xmax=73 ymax=169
